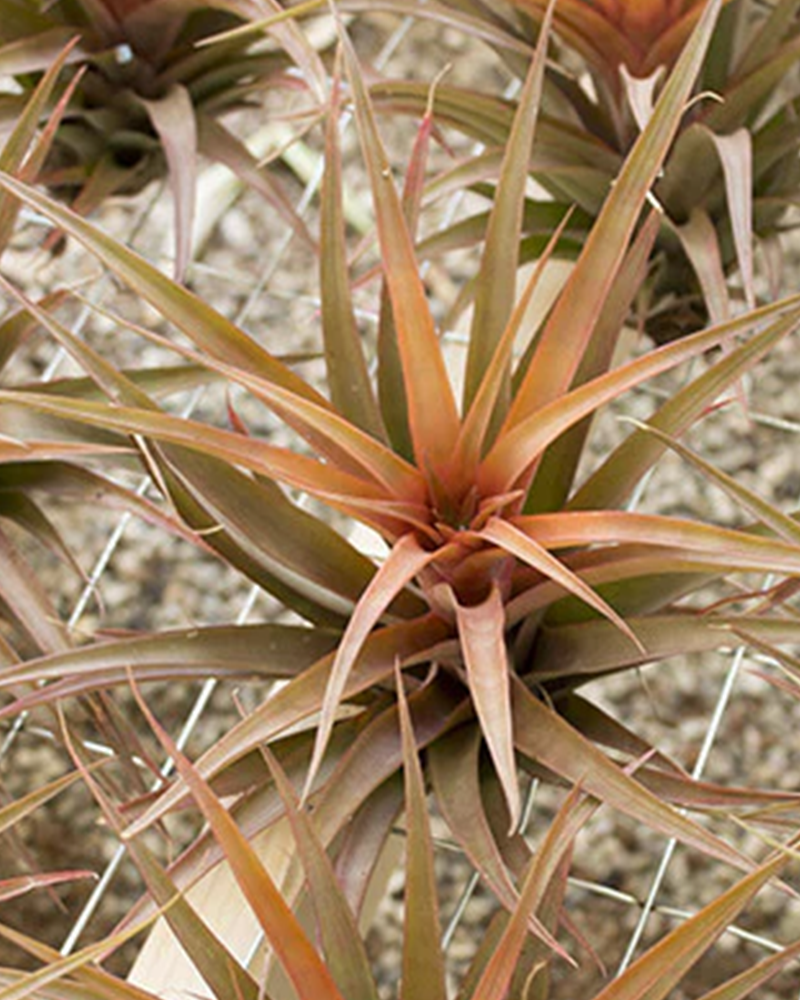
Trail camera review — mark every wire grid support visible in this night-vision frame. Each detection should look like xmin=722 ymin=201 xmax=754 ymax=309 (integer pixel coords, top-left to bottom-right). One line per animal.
xmin=3 ymin=11 xmax=797 ymax=991
xmin=6 ymin=7 xmax=421 ymax=962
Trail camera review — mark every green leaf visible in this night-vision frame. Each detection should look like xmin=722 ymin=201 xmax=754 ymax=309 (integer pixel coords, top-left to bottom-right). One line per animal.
xmin=571 ymin=308 xmax=798 ymax=511
xmin=320 ymin=70 xmax=386 ymax=440
xmin=447 ymin=584 xmax=521 ymax=829
xmin=396 ymin=670 xmax=447 ymax=1000
xmin=261 ymin=748 xmax=380 ymax=1000
xmin=0 ymin=171 xmax=327 ymax=405
xmin=620 ymin=420 xmax=800 ymax=546
xmin=511 ymin=677 xmax=752 ymax=873
xmin=462 ymin=0 xmax=555 ymax=423
xmin=139 ymin=85 xmax=197 ymax=282
xmin=0 ymin=41 xmax=79 ymax=251
xmin=589 ymin=851 xmax=790 ymax=1000
xmin=339 ymin=25 xmax=461 ymax=482
xmin=305 ymin=535 xmax=443 ymax=800
xmin=128 ymin=685 xmax=347 ymax=1000
xmin=506 ymin=0 xmax=723 ymax=433
xmin=480 ymin=297 xmax=800 ymax=497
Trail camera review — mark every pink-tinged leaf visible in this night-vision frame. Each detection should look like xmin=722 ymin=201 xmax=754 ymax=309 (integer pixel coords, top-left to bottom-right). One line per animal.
xmin=0 ymin=902 xmax=173 ymax=1000
xmin=339 ymin=26 xmax=461 ymax=482
xmin=333 ymin=773 xmax=404 ymax=916
xmin=0 ymin=28 xmax=82 ymax=75
xmin=0 ymin=870 xmax=96 ymax=904
xmin=695 ymin=935 xmax=800 ymax=1000
xmin=376 ymin=65 xmax=446 ymax=460
xmin=511 ymin=510 xmax=800 ymax=577
xmin=304 ymin=534 xmax=444 ymax=800
xmin=260 ymin=748 xmax=380 ymax=1000
xmin=0 ymin=390 xmax=393 ymax=512
xmin=341 ymin=0 xmax=534 ymax=60
xmin=68 ymin=312 xmax=423 ymax=502
xmin=125 ymin=615 xmax=451 ymax=835
xmin=321 ymin=70 xmax=386 ymax=441
xmin=0 ymin=623 xmax=339 ymax=715
xmin=128 ymin=684 xmax=347 ymax=1000
xmin=470 ymin=788 xmax=593 ymax=1000
xmin=622 ymin=420 xmax=800 ymax=546
xmin=430 ymin=726 xmax=518 ymax=906
xmin=197 ymin=116 xmax=316 ymax=251
xmin=396 ymin=669 xmax=448 ymax=1000
xmin=589 ymin=852 xmax=790 ymax=1000
xmin=674 ymin=209 xmax=731 ymax=324
xmin=228 ymin=0 xmax=327 ymax=102
xmin=705 ymin=127 xmax=755 ymax=309
xmin=511 ymin=678 xmax=753 ymax=873
xmin=462 ymin=0 xmax=555 ymax=419
xmin=0 ymin=42 xmax=81 ymax=251
xmin=0 ymin=492 xmax=85 ymax=583
xmin=139 ymin=85 xmax=196 ymax=282
xmin=505 ymin=0 xmax=723 ymax=433
xmin=523 ymin=614 xmax=800 ymax=680
xmin=620 ymin=66 xmax=663 ymax=133
xmin=524 ymin=209 xmax=661 ymax=515
xmin=0 ymin=524 xmax=69 ymax=654
xmin=0 ymin=171 xmax=325 ymax=404
xmin=429 ymin=727 xmax=566 ymax=957
xmin=0 ymin=277 xmax=386 ymax=610
xmin=446 ymin=584 xmax=521 ymax=830
xmin=479 ymin=517 xmax=643 ymax=652
xmin=479 ymin=297 xmax=800 ymax=496
xmin=571 ymin=307 xmax=797 ymax=511
xmin=561 ymin=695 xmax=686 ymax=776
xmin=60 ymin=715 xmax=261 ymax=1000
xmin=127 ymin=682 xmax=466 ymax=942
xmin=0 ymin=922 xmax=162 ymax=1000
xmin=456 ymin=209 xmax=575 ymax=481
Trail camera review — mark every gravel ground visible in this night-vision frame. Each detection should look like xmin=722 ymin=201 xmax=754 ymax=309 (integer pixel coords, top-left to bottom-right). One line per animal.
xmin=2 ymin=10 xmax=800 ymax=997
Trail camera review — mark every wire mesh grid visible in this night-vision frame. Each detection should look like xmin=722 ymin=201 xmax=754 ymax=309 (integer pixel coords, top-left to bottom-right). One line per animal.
xmin=3 ymin=9 xmax=800 ymax=999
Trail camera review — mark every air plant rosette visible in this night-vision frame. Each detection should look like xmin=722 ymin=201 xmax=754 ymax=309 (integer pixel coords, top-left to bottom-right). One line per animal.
xmin=369 ymin=0 xmax=800 ymax=342
xmin=1 ymin=0 xmax=800 ymax=996
xmin=0 ymin=0 xmax=325 ymax=275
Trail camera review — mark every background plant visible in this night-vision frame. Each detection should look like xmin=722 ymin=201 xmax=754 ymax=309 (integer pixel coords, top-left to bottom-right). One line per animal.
xmin=0 ymin=0 xmax=800 ymax=997
xmin=334 ymin=0 xmax=800 ymax=343
xmin=0 ymin=0 xmax=328 ymax=276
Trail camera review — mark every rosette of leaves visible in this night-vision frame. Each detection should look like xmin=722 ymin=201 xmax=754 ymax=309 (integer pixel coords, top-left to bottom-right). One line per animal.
xmin=366 ymin=0 xmax=800 ymax=342
xmin=0 ymin=0 xmax=325 ymax=275
xmin=2 ymin=1 xmax=800 ymax=993
xmin=0 ymin=45 xmax=211 ymax=664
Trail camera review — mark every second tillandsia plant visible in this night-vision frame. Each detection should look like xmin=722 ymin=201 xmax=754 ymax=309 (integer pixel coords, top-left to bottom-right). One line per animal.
xmin=0 ymin=0 xmax=326 ymax=276
xmin=2 ymin=0 xmax=800 ymax=995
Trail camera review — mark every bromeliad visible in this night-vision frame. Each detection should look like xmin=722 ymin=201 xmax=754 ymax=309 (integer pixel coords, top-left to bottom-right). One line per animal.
xmin=2 ymin=5 xmax=800 ymax=990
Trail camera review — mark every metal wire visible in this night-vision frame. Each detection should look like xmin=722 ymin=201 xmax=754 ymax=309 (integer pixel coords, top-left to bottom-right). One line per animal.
xmin=7 ymin=10 xmax=800 ymax=994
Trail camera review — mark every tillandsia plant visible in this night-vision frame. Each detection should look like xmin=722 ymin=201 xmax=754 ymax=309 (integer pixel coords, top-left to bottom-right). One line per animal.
xmin=3 ymin=0 xmax=800 ymax=995
xmin=0 ymin=45 xmax=210 ymax=664
xmin=0 ymin=0 xmax=327 ymax=276
xmin=359 ymin=0 xmax=800 ymax=342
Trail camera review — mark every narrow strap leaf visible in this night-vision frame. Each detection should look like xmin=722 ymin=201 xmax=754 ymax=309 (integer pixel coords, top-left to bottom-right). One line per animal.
xmin=396 ymin=669 xmax=448 ymax=1000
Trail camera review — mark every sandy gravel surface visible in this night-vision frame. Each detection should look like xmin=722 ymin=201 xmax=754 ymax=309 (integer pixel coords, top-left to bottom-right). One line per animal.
xmin=2 ymin=11 xmax=800 ymax=998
